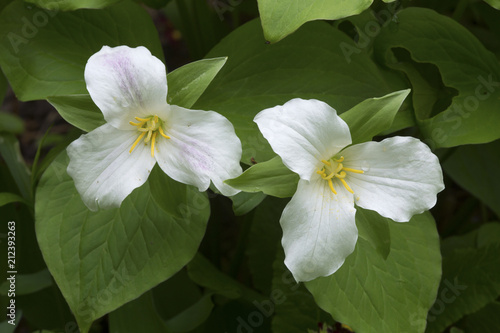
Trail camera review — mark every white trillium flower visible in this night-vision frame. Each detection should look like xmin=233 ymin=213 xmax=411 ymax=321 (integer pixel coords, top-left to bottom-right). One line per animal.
xmin=254 ymin=98 xmax=444 ymax=282
xmin=67 ymin=45 xmax=242 ymax=211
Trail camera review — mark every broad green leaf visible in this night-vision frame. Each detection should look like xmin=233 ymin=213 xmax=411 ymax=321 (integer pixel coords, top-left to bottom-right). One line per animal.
xmin=0 ymin=269 xmax=52 ymax=295
xmin=340 ymin=89 xmax=410 ymax=144
xmin=196 ymin=19 xmax=407 ymax=163
xmin=48 ymin=95 xmax=104 ymax=132
xmin=230 ymin=191 xmax=267 ymax=216
xmin=225 ymin=157 xmax=299 ymax=198
xmin=443 ymin=140 xmax=500 ymax=218
xmin=306 ymin=212 xmax=441 ymax=333
xmin=0 ymin=0 xmax=163 ymax=101
xmin=461 ymin=301 xmax=500 ymax=333
xmin=166 ymin=57 xmax=227 ymax=109
xmin=24 ymin=0 xmax=121 ymax=10
xmin=0 ymin=192 xmax=25 ymax=207
xmin=257 ymin=0 xmax=373 ymax=42
xmin=35 ymin=153 xmax=209 ymax=333
xmin=356 ymin=207 xmax=391 ymax=259
xmin=271 ymin=249 xmax=333 ymax=332
xmin=374 ymin=7 xmax=500 ymax=148
xmin=0 ymin=133 xmax=31 ymax=202
xmin=109 ymin=292 xmax=170 ymax=333
xmin=426 ymin=225 xmax=500 ymax=333
xmin=484 ymin=0 xmax=500 ymax=9
xmin=0 ymin=112 xmax=24 ymax=134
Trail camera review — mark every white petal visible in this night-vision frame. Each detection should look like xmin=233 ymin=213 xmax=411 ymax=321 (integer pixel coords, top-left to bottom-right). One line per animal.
xmin=281 ymin=178 xmax=357 ymax=282
xmin=85 ymin=46 xmax=168 ymax=129
xmin=154 ymin=105 xmax=242 ymax=196
xmin=67 ymin=124 xmax=156 ymax=211
xmin=341 ymin=136 xmax=445 ymax=222
xmin=254 ymin=98 xmax=352 ymax=180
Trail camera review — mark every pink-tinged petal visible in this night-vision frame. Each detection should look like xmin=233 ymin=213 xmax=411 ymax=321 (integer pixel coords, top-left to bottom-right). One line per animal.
xmin=85 ymin=46 xmax=168 ymax=129
xmin=155 ymin=105 xmax=242 ymax=196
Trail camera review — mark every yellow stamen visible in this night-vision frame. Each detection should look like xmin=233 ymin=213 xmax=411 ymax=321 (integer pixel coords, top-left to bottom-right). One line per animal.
xmin=151 ymin=132 xmax=157 ymax=157
xmin=129 ymin=120 xmax=146 ymax=126
xmin=327 ymin=179 xmax=337 ymax=194
xmin=134 ymin=116 xmax=150 ymax=122
xmin=321 ymin=159 xmax=331 ymax=166
xmin=159 ymin=126 xmax=170 ymax=139
xmin=129 ymin=132 xmax=146 ymax=153
xmin=323 ymin=172 xmax=335 ymax=180
xmin=334 ymin=156 xmax=344 ymax=162
xmin=340 ymin=178 xmax=354 ymax=193
xmin=335 ymin=171 xmax=347 ymax=179
xmin=343 ymin=167 xmax=364 ymax=174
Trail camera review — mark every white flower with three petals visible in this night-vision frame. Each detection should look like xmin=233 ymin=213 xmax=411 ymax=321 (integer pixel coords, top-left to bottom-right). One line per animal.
xmin=67 ymin=46 xmax=242 ymax=211
xmin=254 ymin=98 xmax=445 ymax=282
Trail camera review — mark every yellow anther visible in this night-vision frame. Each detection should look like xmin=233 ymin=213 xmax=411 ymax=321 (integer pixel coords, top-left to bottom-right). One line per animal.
xmin=343 ymin=167 xmax=364 ymax=174
xmin=340 ymin=178 xmax=354 ymax=194
xmin=144 ymin=129 xmax=152 ymax=143
xmin=321 ymin=159 xmax=331 ymax=166
xmin=334 ymin=163 xmax=343 ymax=174
xmin=323 ymin=172 xmax=335 ymax=180
xmin=334 ymin=156 xmax=344 ymax=162
xmin=151 ymin=132 xmax=157 ymax=157
xmin=134 ymin=116 xmax=151 ymax=122
xmin=159 ymin=126 xmax=170 ymax=139
xmin=129 ymin=132 xmax=146 ymax=153
xmin=129 ymin=120 xmax=146 ymax=127
xmin=327 ymin=179 xmax=337 ymax=194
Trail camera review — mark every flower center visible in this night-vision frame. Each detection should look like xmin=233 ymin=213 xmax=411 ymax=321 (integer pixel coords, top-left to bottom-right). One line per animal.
xmin=129 ymin=115 xmax=170 ymax=157
xmin=316 ymin=156 xmax=364 ymax=195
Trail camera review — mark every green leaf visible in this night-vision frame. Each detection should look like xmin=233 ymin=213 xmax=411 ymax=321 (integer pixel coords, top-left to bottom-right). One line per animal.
xmin=0 ymin=0 xmax=163 ymax=101
xmin=230 ymin=191 xmax=267 ymax=216
xmin=24 ymin=0 xmax=121 ymax=10
xmin=356 ymin=207 xmax=391 ymax=260
xmin=461 ymin=301 xmax=500 ymax=333
xmin=48 ymin=95 xmax=104 ymax=132
xmin=0 ymin=269 xmax=52 ymax=295
xmin=225 ymin=157 xmax=299 ymax=198
xmin=0 ymin=112 xmax=24 ymax=134
xmin=306 ymin=212 xmax=441 ymax=333
xmin=196 ymin=19 xmax=408 ymax=163
xmin=484 ymin=0 xmax=500 ymax=10
xmin=0 ymin=133 xmax=31 ymax=202
xmin=340 ymin=89 xmax=410 ymax=144
xmin=0 ymin=192 xmax=25 ymax=207
xmin=257 ymin=0 xmax=373 ymax=42
xmin=166 ymin=57 xmax=227 ymax=109
xmin=35 ymin=153 xmax=209 ymax=333
xmin=109 ymin=292 xmax=170 ymax=333
xmin=374 ymin=7 xmax=500 ymax=148
xmin=443 ymin=140 xmax=500 ymax=218
xmin=426 ymin=225 xmax=500 ymax=333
